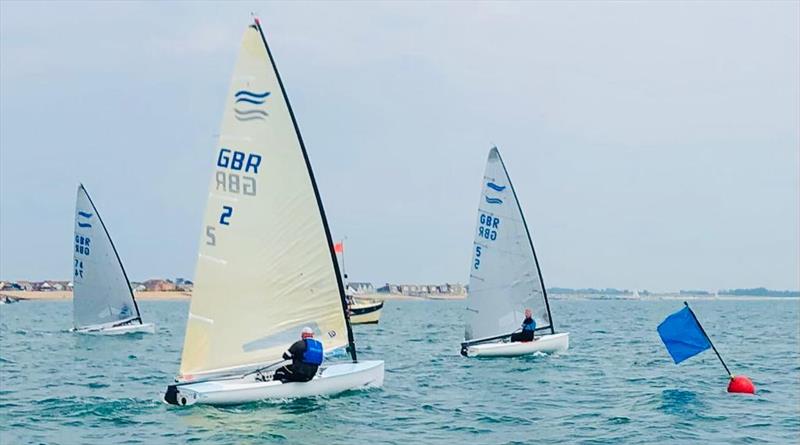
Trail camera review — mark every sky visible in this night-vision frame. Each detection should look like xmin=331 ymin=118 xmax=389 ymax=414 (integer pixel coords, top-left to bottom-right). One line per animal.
xmin=1 ymin=1 xmax=798 ymax=291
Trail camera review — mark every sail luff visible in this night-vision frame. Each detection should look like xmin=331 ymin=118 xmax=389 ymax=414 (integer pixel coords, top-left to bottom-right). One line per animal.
xmin=252 ymin=19 xmax=357 ymax=362
xmin=491 ymin=150 xmax=556 ymax=334
xmin=76 ymin=184 xmax=141 ymax=325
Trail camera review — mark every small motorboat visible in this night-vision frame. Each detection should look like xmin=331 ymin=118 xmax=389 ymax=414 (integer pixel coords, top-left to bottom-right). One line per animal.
xmin=349 ymin=298 xmax=384 ymax=325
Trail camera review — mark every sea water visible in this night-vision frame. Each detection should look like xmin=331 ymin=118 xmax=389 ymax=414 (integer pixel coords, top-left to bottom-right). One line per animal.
xmin=1 ymin=299 xmax=798 ymax=444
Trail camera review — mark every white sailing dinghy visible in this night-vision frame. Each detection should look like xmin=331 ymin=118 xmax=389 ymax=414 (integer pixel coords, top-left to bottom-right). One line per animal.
xmin=461 ymin=148 xmax=569 ymax=357
xmin=72 ymin=184 xmax=155 ymax=335
xmin=164 ymin=18 xmax=383 ymax=406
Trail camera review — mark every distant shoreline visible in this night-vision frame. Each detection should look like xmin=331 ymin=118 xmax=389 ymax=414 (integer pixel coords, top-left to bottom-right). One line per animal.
xmin=0 ymin=291 xmax=466 ymax=302
xmin=2 ymin=291 xmax=797 ymax=302
xmin=0 ymin=291 xmax=190 ymax=301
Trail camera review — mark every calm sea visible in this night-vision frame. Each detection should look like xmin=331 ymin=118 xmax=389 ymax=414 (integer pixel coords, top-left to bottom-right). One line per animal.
xmin=1 ymin=299 xmax=798 ymax=444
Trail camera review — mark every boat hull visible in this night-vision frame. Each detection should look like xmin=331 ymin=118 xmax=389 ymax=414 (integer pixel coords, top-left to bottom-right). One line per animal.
xmin=465 ymin=332 xmax=569 ymax=357
xmin=165 ymin=360 xmax=384 ymax=406
xmin=73 ymin=322 xmax=156 ymax=335
xmin=350 ymin=300 xmax=384 ymax=325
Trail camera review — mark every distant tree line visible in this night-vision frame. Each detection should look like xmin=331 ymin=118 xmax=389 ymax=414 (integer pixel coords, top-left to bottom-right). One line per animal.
xmin=719 ymin=287 xmax=800 ymax=297
xmin=548 ymin=287 xmax=799 ymax=297
xmin=547 ymin=287 xmax=647 ymax=295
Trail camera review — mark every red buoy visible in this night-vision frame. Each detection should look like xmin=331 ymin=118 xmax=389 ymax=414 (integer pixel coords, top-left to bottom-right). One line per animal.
xmin=727 ymin=375 xmax=756 ymax=394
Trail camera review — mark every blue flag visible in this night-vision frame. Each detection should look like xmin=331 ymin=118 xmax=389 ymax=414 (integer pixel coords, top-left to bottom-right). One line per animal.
xmin=657 ymin=306 xmax=711 ymax=364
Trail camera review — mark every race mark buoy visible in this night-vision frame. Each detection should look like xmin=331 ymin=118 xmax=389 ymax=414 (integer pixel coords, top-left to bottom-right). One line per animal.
xmin=727 ymin=375 xmax=756 ymax=394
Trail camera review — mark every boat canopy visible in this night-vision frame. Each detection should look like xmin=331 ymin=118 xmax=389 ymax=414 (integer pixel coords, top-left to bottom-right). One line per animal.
xmin=464 ymin=147 xmax=554 ymax=343
xmin=73 ymin=185 xmax=141 ymax=329
xmin=178 ymin=21 xmax=353 ymax=381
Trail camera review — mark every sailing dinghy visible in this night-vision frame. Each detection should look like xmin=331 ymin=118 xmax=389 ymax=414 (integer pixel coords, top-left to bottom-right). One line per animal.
xmin=461 ymin=148 xmax=569 ymax=357
xmin=72 ymin=184 xmax=154 ymax=335
xmin=164 ymin=18 xmax=383 ymax=406
xmin=349 ymin=298 xmax=384 ymax=325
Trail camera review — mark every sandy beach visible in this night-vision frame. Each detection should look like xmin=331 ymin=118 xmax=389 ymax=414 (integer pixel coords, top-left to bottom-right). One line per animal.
xmin=0 ymin=291 xmax=191 ymax=301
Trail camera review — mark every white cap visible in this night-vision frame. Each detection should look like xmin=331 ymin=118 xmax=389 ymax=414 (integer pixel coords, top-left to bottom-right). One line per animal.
xmin=301 ymin=327 xmax=313 ymax=336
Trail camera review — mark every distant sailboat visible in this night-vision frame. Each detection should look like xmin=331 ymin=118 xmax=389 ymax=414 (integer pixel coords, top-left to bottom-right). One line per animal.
xmin=164 ymin=18 xmax=383 ymax=406
xmin=461 ymin=148 xmax=569 ymax=357
xmin=72 ymin=184 xmax=154 ymax=334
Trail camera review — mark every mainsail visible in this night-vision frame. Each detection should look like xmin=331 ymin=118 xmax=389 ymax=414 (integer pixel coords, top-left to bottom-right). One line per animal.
xmin=178 ymin=20 xmax=353 ymax=381
xmin=73 ymin=184 xmax=141 ymax=328
xmin=464 ymin=147 xmax=554 ymax=343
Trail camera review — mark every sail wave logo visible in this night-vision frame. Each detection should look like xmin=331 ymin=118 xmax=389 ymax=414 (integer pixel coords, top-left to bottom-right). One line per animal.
xmin=234 ymin=90 xmax=270 ymax=122
xmin=486 ymin=182 xmax=506 ymax=192
xmin=77 ymin=211 xmax=93 ymax=228
xmin=485 ymin=197 xmax=503 ymax=205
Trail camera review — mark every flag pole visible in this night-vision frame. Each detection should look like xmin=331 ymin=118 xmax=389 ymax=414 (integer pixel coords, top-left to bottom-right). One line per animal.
xmin=340 ymin=237 xmax=347 ymax=281
xmin=684 ymin=301 xmax=732 ymax=377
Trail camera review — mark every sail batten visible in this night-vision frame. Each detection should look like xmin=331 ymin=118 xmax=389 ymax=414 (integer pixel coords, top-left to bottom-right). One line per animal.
xmin=464 ymin=147 xmax=555 ymax=342
xmin=178 ymin=21 xmax=353 ymax=379
xmin=73 ymin=185 xmax=140 ymax=328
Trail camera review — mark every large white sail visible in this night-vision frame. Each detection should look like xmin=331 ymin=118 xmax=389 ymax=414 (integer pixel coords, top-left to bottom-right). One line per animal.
xmin=464 ymin=148 xmax=553 ymax=342
xmin=178 ymin=21 xmax=351 ymax=381
xmin=73 ymin=185 xmax=140 ymax=328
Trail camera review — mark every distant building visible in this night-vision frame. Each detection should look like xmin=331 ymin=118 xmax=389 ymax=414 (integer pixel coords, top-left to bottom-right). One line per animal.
xmin=0 ymin=281 xmax=21 ymax=291
xmin=175 ymin=278 xmax=194 ymax=292
xmin=377 ymin=283 xmax=466 ymax=297
xmin=144 ymin=279 xmax=177 ymax=292
xmin=37 ymin=281 xmax=55 ymax=291
xmin=131 ymin=282 xmax=147 ymax=292
xmin=15 ymin=281 xmax=33 ymax=291
xmin=346 ymin=282 xmax=374 ymax=294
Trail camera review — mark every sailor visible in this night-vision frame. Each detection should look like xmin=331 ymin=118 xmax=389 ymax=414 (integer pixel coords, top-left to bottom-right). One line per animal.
xmin=510 ymin=308 xmax=536 ymax=342
xmin=273 ymin=327 xmax=323 ymax=383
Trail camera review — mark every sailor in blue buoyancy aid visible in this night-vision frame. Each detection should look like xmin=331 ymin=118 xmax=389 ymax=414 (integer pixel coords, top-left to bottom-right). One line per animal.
xmin=510 ymin=308 xmax=536 ymax=342
xmin=273 ymin=327 xmax=324 ymax=383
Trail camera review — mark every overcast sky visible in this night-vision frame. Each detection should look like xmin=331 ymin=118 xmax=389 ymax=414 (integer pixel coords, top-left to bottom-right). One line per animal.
xmin=1 ymin=1 xmax=798 ymax=291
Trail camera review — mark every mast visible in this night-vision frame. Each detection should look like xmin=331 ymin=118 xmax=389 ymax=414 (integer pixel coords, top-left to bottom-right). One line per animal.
xmin=252 ymin=18 xmax=357 ymax=362
xmin=493 ymin=148 xmax=556 ymax=335
xmin=78 ymin=184 xmax=142 ymax=324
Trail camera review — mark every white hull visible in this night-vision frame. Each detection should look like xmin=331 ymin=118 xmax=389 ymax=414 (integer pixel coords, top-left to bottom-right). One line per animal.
xmin=350 ymin=300 xmax=383 ymax=325
xmin=73 ymin=322 xmax=156 ymax=335
xmin=166 ymin=360 xmax=384 ymax=406
xmin=464 ymin=332 xmax=569 ymax=357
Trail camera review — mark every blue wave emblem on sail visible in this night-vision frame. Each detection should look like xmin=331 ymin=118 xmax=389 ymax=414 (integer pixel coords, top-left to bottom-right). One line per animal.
xmin=486 ymin=182 xmax=506 ymax=192
xmin=77 ymin=210 xmax=93 ymax=227
xmin=485 ymin=197 xmax=503 ymax=205
xmin=234 ymin=90 xmax=270 ymax=122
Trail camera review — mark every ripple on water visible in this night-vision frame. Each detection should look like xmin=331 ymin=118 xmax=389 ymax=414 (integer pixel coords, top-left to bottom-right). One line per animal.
xmin=0 ymin=299 xmax=798 ymax=444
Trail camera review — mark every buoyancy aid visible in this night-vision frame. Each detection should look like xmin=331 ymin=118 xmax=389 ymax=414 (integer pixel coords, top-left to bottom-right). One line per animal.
xmin=302 ymin=338 xmax=324 ymax=366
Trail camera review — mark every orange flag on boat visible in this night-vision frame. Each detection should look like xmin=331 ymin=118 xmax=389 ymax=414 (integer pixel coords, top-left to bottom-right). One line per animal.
xmin=333 ymin=242 xmax=344 ymax=253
